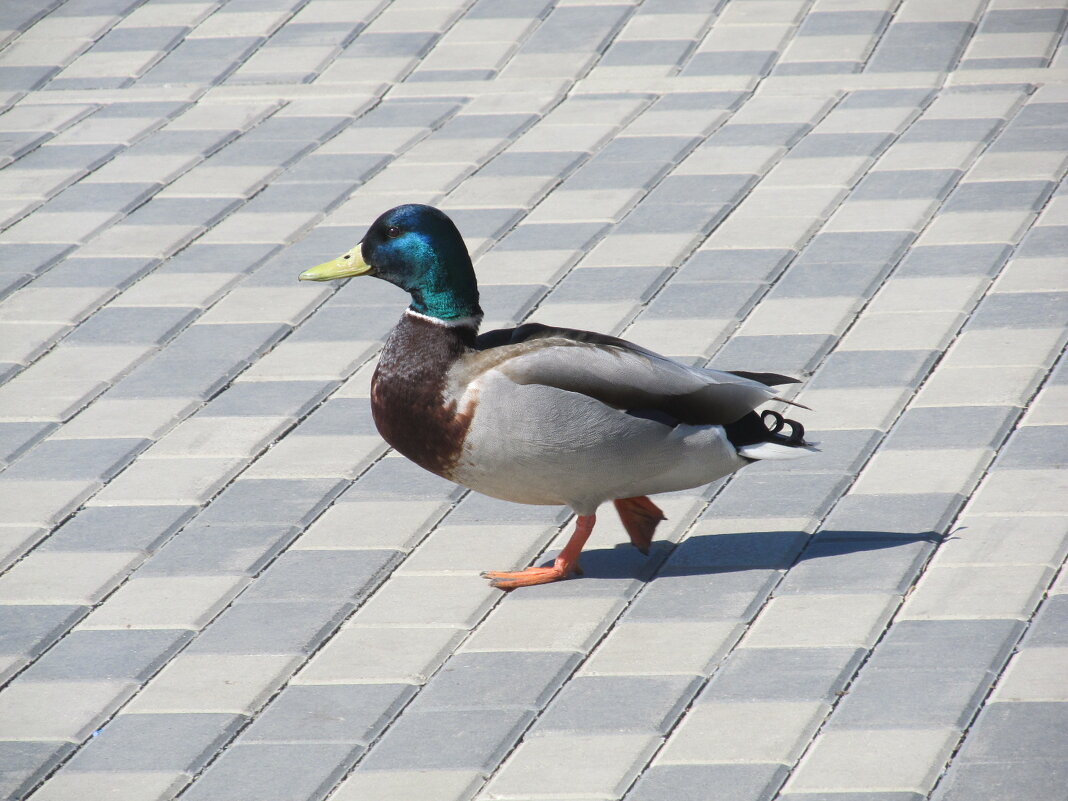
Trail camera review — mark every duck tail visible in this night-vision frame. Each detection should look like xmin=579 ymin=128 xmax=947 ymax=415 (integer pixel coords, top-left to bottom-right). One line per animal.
xmin=726 ymin=410 xmax=819 ymax=461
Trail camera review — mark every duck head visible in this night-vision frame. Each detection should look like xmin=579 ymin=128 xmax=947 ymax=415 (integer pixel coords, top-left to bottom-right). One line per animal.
xmin=299 ymin=204 xmax=481 ymax=322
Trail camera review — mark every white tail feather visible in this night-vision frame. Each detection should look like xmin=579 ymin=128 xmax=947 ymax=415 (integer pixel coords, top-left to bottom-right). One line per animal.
xmin=737 ymin=441 xmax=820 ymax=461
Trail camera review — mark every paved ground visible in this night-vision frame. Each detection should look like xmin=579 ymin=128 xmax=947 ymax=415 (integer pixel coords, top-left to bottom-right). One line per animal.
xmin=1 ymin=0 xmax=1067 ymax=799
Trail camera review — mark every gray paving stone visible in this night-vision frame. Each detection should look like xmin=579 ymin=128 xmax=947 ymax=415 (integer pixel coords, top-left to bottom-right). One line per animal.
xmin=161 ymin=243 xmax=281 ymax=275
xmin=684 ymin=51 xmax=778 ymax=77
xmin=617 ymin=203 xmax=729 ymax=235
xmin=852 ymin=169 xmax=961 ymax=200
xmin=774 ymin=62 xmax=863 ymax=76
xmin=597 ymin=135 xmax=702 ymax=164
xmin=129 ymin=129 xmax=239 ymax=158
xmin=778 ymin=536 xmax=934 ymax=594
xmin=243 ymin=684 xmax=415 ymax=743
xmin=40 ymin=505 xmax=196 ymax=553
xmin=358 ymin=707 xmax=533 ymax=771
xmin=1022 ymin=594 xmax=1068 ymax=647
xmin=522 ymin=4 xmax=630 ymax=53
xmin=866 ymin=21 xmax=975 ymax=73
xmin=748 ymin=429 xmax=882 ymax=475
xmin=43 ymin=181 xmax=160 ymax=214
xmin=23 ymin=629 xmax=192 ymax=682
xmin=788 ymin=132 xmax=894 ymax=158
xmin=495 ymin=221 xmax=609 ymax=251
xmin=627 ymin=763 xmax=788 ymax=801
xmin=1013 ymin=102 xmax=1068 ymax=128
xmin=138 ymin=523 xmax=301 ymax=576
xmin=771 ymin=262 xmax=891 ymax=299
xmin=1016 ymin=225 xmax=1068 ymax=259
xmin=980 ymin=8 xmax=1068 ymax=32
xmin=567 ymin=158 xmax=672 ymax=190
xmin=201 ymin=380 xmax=336 ymax=418
xmin=710 ymin=333 xmax=835 ymax=376
xmin=437 ymin=113 xmax=538 ymax=140
xmin=207 ymin=138 xmax=316 ymax=168
xmin=93 ymin=24 xmax=188 ymax=52
xmin=989 ymin=126 xmax=1068 ymax=152
xmin=650 ymin=174 xmax=759 ymax=206
xmin=294 ymin=398 xmax=379 ymax=437
xmin=799 ymin=10 xmax=891 ymax=35
xmin=827 ymin=666 xmax=991 ymax=729
xmin=196 ymin=478 xmax=347 ymax=527
xmin=63 ymin=306 xmax=198 ymax=346
xmin=0 ymin=741 xmax=74 ymax=801
xmin=644 ymin=281 xmax=762 ymax=319
xmin=238 ymin=550 xmax=400 ymax=603
xmin=707 ymin=123 xmax=812 ymax=149
xmin=954 ymin=701 xmax=1068 ymax=764
xmin=5 ymin=143 xmax=122 ymax=172
xmin=700 ymin=647 xmax=867 ymax=703
xmin=277 ymin=153 xmax=389 ymax=184
xmin=1 ymin=437 xmax=149 ymax=482
xmin=32 ymin=256 xmax=159 ymax=288
xmin=479 ymin=150 xmax=586 ymax=177
xmin=624 ymin=569 xmax=780 ymax=622
xmin=967 ymin=291 xmax=1068 ymax=330
xmin=0 ymin=421 xmax=54 ymax=467
xmin=271 ymin=22 xmax=364 ymax=47
xmin=245 ymin=116 xmax=351 ymax=143
xmin=285 ymin=304 xmax=398 ymax=341
xmin=933 ymin=759 xmax=1068 ymax=801
xmin=943 ymin=180 xmax=1054 ymax=212
xmin=901 ymin=118 xmax=1004 ymax=144
xmin=838 ymin=89 xmax=936 ymax=109
xmin=602 ymin=39 xmax=695 ymax=67
xmin=138 ymin=36 xmax=265 ymax=86
xmin=123 ymin=196 xmax=241 ymax=227
xmin=412 ymin=651 xmax=580 ymax=711
xmin=797 ymin=231 xmax=915 ymax=264
xmin=344 ymin=455 xmax=462 ymax=501
xmin=536 ymin=674 xmax=701 ymax=734
xmin=872 ymin=619 xmax=1024 ymax=674
xmin=809 ymin=350 xmax=938 ymax=390
xmin=666 ymin=529 xmax=809 ymax=572
xmin=883 ymin=406 xmax=1019 ymax=451
xmin=181 ymin=742 xmax=362 ymax=801
xmin=0 ymin=244 xmax=76 ymax=278
xmin=961 ymin=56 xmax=1053 ymax=70
xmin=707 ymin=473 xmax=852 ymax=520
xmin=187 ymin=600 xmax=351 ymax=656
xmin=110 ymin=323 xmax=289 ymax=399
xmin=64 ymin=712 xmax=245 ymax=772
xmin=466 ymin=0 xmax=554 ymax=19
xmin=355 ymin=99 xmax=457 ymax=128
xmin=895 ymin=244 xmax=1011 ymax=277
xmin=0 ymin=604 xmax=85 ymax=659
xmin=994 ymin=426 xmax=1068 ymax=470
xmin=781 ymin=794 xmax=923 ymax=801
xmin=822 ymin=493 xmax=965 ymax=535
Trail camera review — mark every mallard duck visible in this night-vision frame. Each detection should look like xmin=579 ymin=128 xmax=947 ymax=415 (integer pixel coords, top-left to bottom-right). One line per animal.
xmin=299 ymin=204 xmax=816 ymax=588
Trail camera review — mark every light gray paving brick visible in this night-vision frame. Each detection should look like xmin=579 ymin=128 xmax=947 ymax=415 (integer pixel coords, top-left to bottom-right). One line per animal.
xmin=359 ymin=707 xmax=533 ymax=771
xmin=777 ymin=536 xmax=934 ymax=595
xmin=1 ymin=436 xmax=149 ymax=482
xmin=0 ymin=742 xmax=75 ymax=801
xmin=883 ymin=406 xmax=1019 ymax=451
xmin=410 ymin=651 xmax=579 ymax=711
xmin=186 ymin=600 xmax=351 ymax=656
xmin=895 ymin=243 xmax=1011 ymax=277
xmin=63 ymin=712 xmax=245 ymax=772
xmin=22 ymin=629 xmax=193 ymax=682
xmin=701 ymin=646 xmax=866 ymax=704
xmin=624 ymin=569 xmax=780 ymax=622
xmin=138 ymin=523 xmax=301 ymax=576
xmin=242 ymin=683 xmax=414 ymax=744
xmin=628 ymin=764 xmax=788 ymax=801
xmin=180 ymin=742 xmax=361 ymax=801
xmin=535 ymin=674 xmax=701 ymax=735
xmin=822 ymin=493 xmax=965 ymax=535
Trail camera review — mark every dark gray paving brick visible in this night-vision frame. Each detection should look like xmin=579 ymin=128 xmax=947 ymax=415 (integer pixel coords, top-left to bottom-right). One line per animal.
xmin=707 ymin=472 xmax=852 ymax=519
xmin=989 ymin=126 xmax=1068 ymax=152
xmin=787 ymin=132 xmax=894 ymax=158
xmin=707 ymin=122 xmax=811 ymax=148
xmin=822 ymin=493 xmax=965 ymax=534
xmin=138 ymin=36 xmax=264 ymax=86
xmin=700 ymin=646 xmax=866 ymax=702
xmin=127 ymin=130 xmax=239 ymax=159
xmin=625 ymin=569 xmax=780 ymax=622
xmin=478 ymin=150 xmax=586 ymax=177
xmin=617 ymin=202 xmax=729 ymax=235
xmin=437 ymin=113 xmax=538 ymax=140
xmin=852 ymin=169 xmax=962 ymax=200
xmin=0 ymin=243 xmax=75 ymax=279
xmin=64 ymin=306 xmax=198 ymax=346
xmin=521 ymin=4 xmax=631 ymax=54
xmin=872 ymin=619 xmax=1024 ymax=673
xmin=197 ymin=478 xmax=347 ymax=527
xmin=40 ymin=505 xmax=196 ymax=553
xmin=354 ymin=99 xmax=457 ymax=128
xmin=808 ymin=349 xmax=938 ymax=389
xmin=900 ymin=118 xmax=1004 ymax=144
xmin=933 ymin=759 xmax=1068 ymax=801
xmin=43 ymin=181 xmax=159 ymax=214
xmin=344 ymin=455 xmax=462 ymax=501
xmin=781 ymin=794 xmax=923 ymax=801
xmin=567 ymin=158 xmax=672 ymax=190
xmin=943 ymin=180 xmax=1054 ymax=212
xmin=827 ymin=666 xmax=992 ymax=729
xmin=536 ymin=675 xmax=701 ymax=734
xmin=201 ymin=379 xmax=336 ymax=418
xmin=955 ymin=702 xmax=1068 ymax=764
xmin=278 ymin=153 xmax=389 ymax=184
xmin=710 ymin=333 xmax=834 ymax=376
xmin=838 ymin=89 xmax=936 ymax=109
xmin=180 ymin=742 xmax=361 ymax=801
xmin=340 ymin=31 xmax=439 ymax=59
xmin=446 ymin=207 xmax=525 ymax=240
xmin=207 ymin=138 xmax=315 ymax=168
xmin=1022 ymin=594 xmax=1068 ymax=647
xmin=684 ymin=51 xmax=778 ymax=77
xmin=651 ymin=174 xmax=759 ymax=207
xmin=597 ymin=135 xmax=702 ymax=164
xmin=447 ymin=492 xmax=571 ymax=526
xmin=294 ymin=397 xmax=378 ymax=437
xmin=967 ymin=291 xmax=1068 ymax=330
xmin=774 ymin=61 xmax=863 ymax=76
xmin=866 ymin=21 xmax=975 ymax=72
xmin=1 ymin=437 xmax=149 ymax=482
xmin=359 ymin=708 xmax=533 ymax=771
xmin=139 ymin=523 xmax=301 ymax=576
xmin=238 ymin=549 xmax=400 ymax=603
xmin=161 ymin=243 xmax=280 ymax=274
xmin=110 ymin=323 xmax=289 ymax=399
xmin=466 ymin=0 xmax=554 ymax=19
xmin=242 ymin=182 xmax=353 ymax=215
xmin=123 ymin=196 xmax=241 ymax=227
xmin=960 ymin=56 xmax=1052 ymax=70
xmin=23 ymin=629 xmax=193 ymax=682
xmin=627 ymin=763 xmax=788 ymax=801
xmin=980 ymin=8 xmax=1068 ymax=32
xmin=797 ymin=231 xmax=915 ymax=264
xmin=799 ymin=10 xmax=891 ymax=35
xmin=667 ymin=529 xmax=809 ymax=572
xmin=0 ymin=604 xmax=85 ymax=658
xmin=0 ymin=741 xmax=75 ymax=801
xmin=778 ymin=536 xmax=934 ymax=594
xmin=883 ymin=406 xmax=1019 ymax=451
xmin=602 ymin=38 xmax=695 ymax=67
xmin=771 ymin=261 xmax=891 ymax=298
xmin=1013 ymin=102 xmax=1068 ymax=128
xmin=644 ymin=281 xmax=762 ymax=319
xmin=750 ymin=429 xmax=882 ymax=475
xmin=5 ymin=143 xmax=121 ymax=172
xmin=243 ymin=684 xmax=414 ymax=743
xmin=412 ymin=651 xmax=580 ymax=711
xmin=475 ymin=283 xmax=546 ymax=323
xmin=186 ymin=600 xmax=350 ymax=655
xmin=64 ymin=712 xmax=245 ymax=772
xmin=245 ymin=116 xmax=351 ymax=143
xmin=495 ymin=221 xmax=609 ymax=251
xmin=270 ymin=21 xmax=364 ymax=47
xmin=33 ymin=256 xmax=158 ymax=288
xmin=895 ymin=243 xmax=1011 ymax=277
xmin=1016 ymin=225 xmax=1068 ymax=258
xmin=93 ymin=24 xmax=188 ymax=52
xmin=0 ymin=421 xmax=54 ymax=467
xmin=994 ymin=426 xmax=1068 ymax=470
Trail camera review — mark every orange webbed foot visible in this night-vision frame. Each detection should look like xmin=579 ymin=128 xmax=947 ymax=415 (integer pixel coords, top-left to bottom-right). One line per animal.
xmin=613 ymin=496 xmax=666 ymax=555
xmin=482 ymin=513 xmax=596 ymax=591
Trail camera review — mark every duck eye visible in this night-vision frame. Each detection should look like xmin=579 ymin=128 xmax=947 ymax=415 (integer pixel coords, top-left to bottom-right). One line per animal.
xmin=386 ymin=226 xmax=401 ymax=239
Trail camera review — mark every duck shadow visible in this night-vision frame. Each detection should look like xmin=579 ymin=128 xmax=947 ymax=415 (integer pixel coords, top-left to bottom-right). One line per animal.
xmin=567 ymin=529 xmax=951 ymax=582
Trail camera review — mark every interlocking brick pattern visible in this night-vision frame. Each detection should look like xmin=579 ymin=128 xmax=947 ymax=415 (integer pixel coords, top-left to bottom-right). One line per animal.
xmin=1 ymin=1 xmax=1066 ymax=800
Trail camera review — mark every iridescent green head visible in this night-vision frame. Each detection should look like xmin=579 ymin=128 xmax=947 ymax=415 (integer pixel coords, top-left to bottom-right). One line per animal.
xmin=299 ymin=204 xmax=482 ymax=322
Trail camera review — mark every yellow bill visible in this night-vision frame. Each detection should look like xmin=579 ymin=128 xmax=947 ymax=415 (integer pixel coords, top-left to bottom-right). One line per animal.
xmin=298 ymin=245 xmax=373 ymax=281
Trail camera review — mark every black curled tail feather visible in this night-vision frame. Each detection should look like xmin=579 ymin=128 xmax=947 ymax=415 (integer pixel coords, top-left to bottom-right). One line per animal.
xmin=724 ymin=410 xmax=813 ymax=454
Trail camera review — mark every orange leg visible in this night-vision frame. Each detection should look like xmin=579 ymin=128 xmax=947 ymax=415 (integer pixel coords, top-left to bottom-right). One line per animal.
xmin=613 ymin=496 xmax=666 ymax=555
xmin=482 ymin=514 xmax=596 ymax=590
